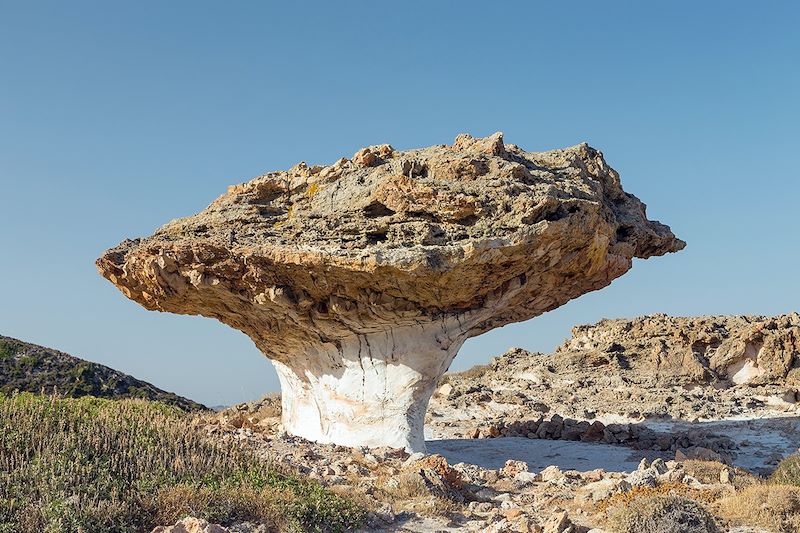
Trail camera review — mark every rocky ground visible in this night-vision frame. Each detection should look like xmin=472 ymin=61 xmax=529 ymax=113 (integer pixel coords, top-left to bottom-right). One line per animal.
xmin=184 ymin=397 xmax=778 ymax=532
xmin=166 ymin=313 xmax=800 ymax=532
xmin=427 ymin=313 xmax=800 ymax=474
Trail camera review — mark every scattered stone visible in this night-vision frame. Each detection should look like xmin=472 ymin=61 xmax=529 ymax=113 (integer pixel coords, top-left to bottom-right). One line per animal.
xmin=581 ymin=421 xmax=606 ymax=442
xmin=543 ymin=510 xmax=575 ymax=533
xmin=625 ymin=467 xmax=658 ymax=488
xmin=651 ymin=458 xmax=668 ymax=475
xmin=473 ymin=487 xmax=498 ymax=502
xmin=676 ymin=446 xmax=726 ymax=464
xmin=581 ymin=469 xmax=604 ymax=482
xmin=151 ymin=518 xmax=229 ymax=533
xmin=404 ymin=452 xmax=426 ymax=466
xmin=514 ymin=471 xmax=541 ymax=485
xmin=468 ymin=501 xmax=495 ymax=514
xmin=405 ymin=454 xmax=463 ymax=489
xmin=578 ymin=478 xmax=632 ymax=502
xmin=540 ymin=466 xmax=564 ymax=483
xmin=502 ymin=460 xmax=529 ymax=477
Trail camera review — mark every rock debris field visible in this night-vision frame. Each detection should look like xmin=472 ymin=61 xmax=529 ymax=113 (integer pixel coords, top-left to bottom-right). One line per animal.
xmin=184 ymin=313 xmax=800 ymax=532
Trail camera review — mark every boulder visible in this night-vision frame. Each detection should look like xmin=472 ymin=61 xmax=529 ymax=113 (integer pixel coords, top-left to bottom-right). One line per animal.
xmin=540 ymin=465 xmax=564 ymax=483
xmin=98 ymin=132 xmax=682 ymax=451
xmin=626 ymin=468 xmax=658 ymax=488
xmin=675 ymin=446 xmax=727 ymax=464
xmin=544 ymin=510 xmax=576 ymax=533
xmin=501 ymin=459 xmax=529 ymax=477
xmin=577 ymin=478 xmax=632 ymax=502
xmin=404 ymin=453 xmax=463 ymax=489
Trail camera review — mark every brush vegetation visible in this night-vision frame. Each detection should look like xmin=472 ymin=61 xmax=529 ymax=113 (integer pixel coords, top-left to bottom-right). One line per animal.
xmin=0 ymin=393 xmax=366 ymax=533
xmin=715 ymin=484 xmax=800 ymax=533
xmin=0 ymin=336 xmax=204 ymax=411
xmin=606 ymin=494 xmax=720 ymax=533
xmin=770 ymin=452 xmax=800 ymax=486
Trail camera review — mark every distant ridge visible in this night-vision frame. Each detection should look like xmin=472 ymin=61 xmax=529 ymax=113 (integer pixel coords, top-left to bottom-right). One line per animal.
xmin=0 ymin=335 xmax=205 ymax=411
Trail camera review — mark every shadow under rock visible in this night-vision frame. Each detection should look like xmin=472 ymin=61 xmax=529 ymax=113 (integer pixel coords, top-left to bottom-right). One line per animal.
xmin=426 ymin=437 xmax=643 ymax=473
xmin=428 ymin=414 xmax=800 ymax=476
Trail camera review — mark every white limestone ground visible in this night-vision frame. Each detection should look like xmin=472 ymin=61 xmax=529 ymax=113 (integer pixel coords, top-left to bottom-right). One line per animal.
xmin=426 ymin=414 xmax=800 ymax=476
xmin=641 ymin=414 xmax=800 ymax=474
xmin=427 ymin=437 xmax=642 ymax=473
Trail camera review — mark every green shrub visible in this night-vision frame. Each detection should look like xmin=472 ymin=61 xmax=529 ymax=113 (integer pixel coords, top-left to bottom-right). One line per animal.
xmin=0 ymin=393 xmax=366 ymax=532
xmin=607 ymin=495 xmax=720 ymax=533
xmin=0 ymin=341 xmax=17 ymax=360
xmin=771 ymin=454 xmax=800 ymax=486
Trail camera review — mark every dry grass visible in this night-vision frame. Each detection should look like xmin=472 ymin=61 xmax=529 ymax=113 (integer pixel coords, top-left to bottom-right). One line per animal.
xmin=597 ymin=482 xmax=725 ymax=515
xmin=599 ymin=457 xmax=800 ymax=532
xmin=382 ymin=472 xmax=431 ymax=500
xmin=0 ymin=393 xmax=366 ymax=533
xmin=709 ymin=452 xmax=800 ymax=532
xmin=439 ymin=364 xmax=490 ymax=385
xmin=376 ymin=471 xmax=464 ymax=517
xmin=715 ymin=484 xmax=800 ymax=533
xmin=387 ymin=495 xmax=463 ymax=518
xmin=605 ymin=494 xmax=720 ymax=533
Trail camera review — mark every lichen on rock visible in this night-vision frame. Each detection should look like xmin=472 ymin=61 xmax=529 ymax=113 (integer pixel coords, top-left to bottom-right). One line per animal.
xmin=97 ymin=132 xmax=684 ymax=451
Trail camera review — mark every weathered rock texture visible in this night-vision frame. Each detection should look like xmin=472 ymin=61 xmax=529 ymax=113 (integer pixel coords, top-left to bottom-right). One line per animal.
xmin=97 ymin=133 xmax=683 ymax=451
xmin=432 ymin=313 xmax=800 ymax=427
xmin=560 ymin=313 xmax=800 ymax=386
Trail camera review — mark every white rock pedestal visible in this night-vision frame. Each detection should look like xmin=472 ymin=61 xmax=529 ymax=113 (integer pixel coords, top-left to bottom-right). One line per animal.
xmin=272 ymin=321 xmax=466 ymax=452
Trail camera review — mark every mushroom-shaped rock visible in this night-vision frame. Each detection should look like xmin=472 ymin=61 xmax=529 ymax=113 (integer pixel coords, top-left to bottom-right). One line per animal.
xmin=97 ymin=133 xmax=684 ymax=452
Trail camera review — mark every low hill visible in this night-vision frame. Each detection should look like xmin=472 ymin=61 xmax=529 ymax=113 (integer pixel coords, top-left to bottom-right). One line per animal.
xmin=0 ymin=335 xmax=205 ymax=411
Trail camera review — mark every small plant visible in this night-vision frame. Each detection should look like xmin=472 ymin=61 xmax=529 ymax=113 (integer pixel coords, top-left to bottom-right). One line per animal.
xmin=606 ymin=494 xmax=720 ymax=533
xmin=771 ymin=453 xmax=800 ymax=486
xmin=305 ymin=183 xmax=319 ymax=198
xmin=17 ymin=355 xmax=38 ymax=367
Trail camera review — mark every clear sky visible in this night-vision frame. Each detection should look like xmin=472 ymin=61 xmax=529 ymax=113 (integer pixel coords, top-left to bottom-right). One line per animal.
xmin=1 ymin=2 xmax=798 ymax=407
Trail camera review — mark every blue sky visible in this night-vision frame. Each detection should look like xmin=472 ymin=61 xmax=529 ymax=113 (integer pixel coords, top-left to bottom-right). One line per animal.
xmin=1 ymin=2 xmax=798 ymax=406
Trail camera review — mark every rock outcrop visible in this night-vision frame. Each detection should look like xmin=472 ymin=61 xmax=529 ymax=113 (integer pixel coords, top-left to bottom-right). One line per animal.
xmin=560 ymin=313 xmax=800 ymax=386
xmin=97 ymin=132 xmax=683 ymax=451
xmin=431 ymin=313 xmax=800 ymax=434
